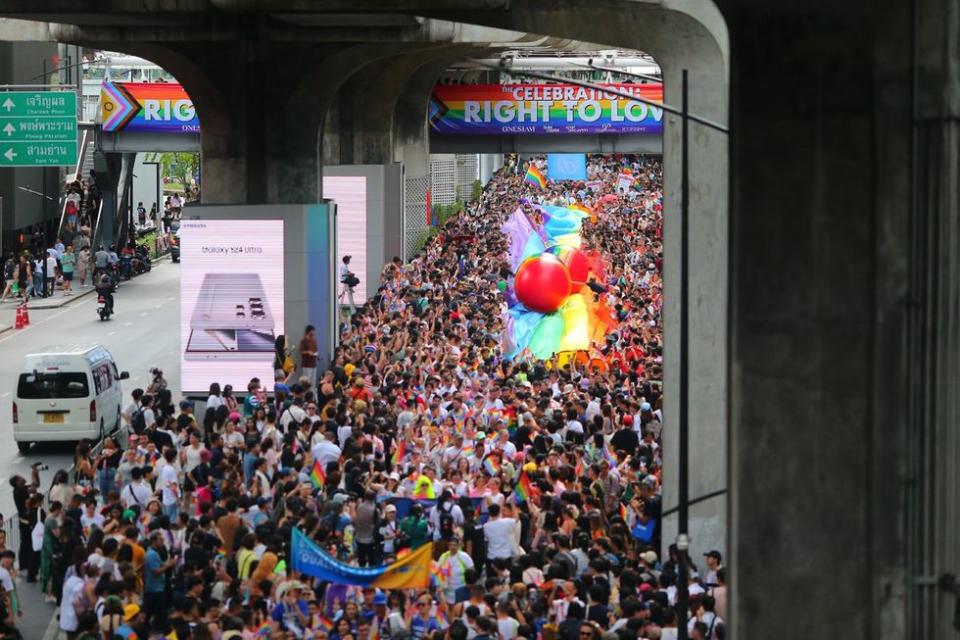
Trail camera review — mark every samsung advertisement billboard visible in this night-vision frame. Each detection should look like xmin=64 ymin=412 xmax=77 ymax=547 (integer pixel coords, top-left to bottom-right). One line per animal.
xmin=179 ymin=219 xmax=285 ymax=392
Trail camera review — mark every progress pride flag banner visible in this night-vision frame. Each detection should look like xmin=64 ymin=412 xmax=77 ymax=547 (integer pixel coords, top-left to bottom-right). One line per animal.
xmin=429 ymin=83 xmax=664 ymax=136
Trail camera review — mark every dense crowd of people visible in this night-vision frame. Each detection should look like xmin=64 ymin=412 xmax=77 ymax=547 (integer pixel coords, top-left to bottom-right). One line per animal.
xmin=4 ymin=154 xmax=726 ymax=640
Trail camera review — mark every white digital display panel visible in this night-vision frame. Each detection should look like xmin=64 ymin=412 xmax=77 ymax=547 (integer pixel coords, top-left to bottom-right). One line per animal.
xmin=179 ymin=219 xmax=285 ymax=393
xmin=323 ymin=176 xmax=368 ymax=302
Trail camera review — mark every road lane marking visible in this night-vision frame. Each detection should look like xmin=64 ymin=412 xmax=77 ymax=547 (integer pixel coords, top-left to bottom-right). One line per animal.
xmin=140 ymin=312 xmax=147 ymax=317
xmin=108 ymin=331 xmax=116 ymax=336
xmin=124 ymin=322 xmax=133 ymax=326
xmin=0 ymin=296 xmax=94 ymax=344
xmin=0 ymin=392 xmax=8 ymax=398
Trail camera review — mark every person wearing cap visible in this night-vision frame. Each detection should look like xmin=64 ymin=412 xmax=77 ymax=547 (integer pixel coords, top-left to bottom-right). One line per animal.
xmin=379 ymin=503 xmax=399 ymax=559
xmin=703 ymin=550 xmax=723 ymax=587
xmin=271 ymin=579 xmax=310 ymax=636
xmin=113 ymin=602 xmax=143 ymax=639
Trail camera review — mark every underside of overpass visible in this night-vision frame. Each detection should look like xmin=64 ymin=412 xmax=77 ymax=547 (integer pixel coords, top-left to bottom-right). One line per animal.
xmin=1 ymin=1 xmax=958 ymax=639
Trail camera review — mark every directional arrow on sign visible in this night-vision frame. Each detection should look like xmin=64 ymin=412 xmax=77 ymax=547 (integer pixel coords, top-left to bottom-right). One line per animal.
xmin=1 ymin=98 xmax=14 ymax=112
xmin=4 ymin=148 xmax=16 ymax=161
xmin=2 ymin=123 xmax=14 ymax=137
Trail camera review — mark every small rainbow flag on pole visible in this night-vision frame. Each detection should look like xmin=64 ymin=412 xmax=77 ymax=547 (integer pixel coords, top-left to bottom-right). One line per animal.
xmin=310 ymin=460 xmax=326 ymax=489
xmin=524 ymin=164 xmax=547 ymax=189
xmin=514 ymin=471 xmax=537 ymax=504
xmin=318 ymin=616 xmax=334 ymax=632
xmin=256 ymin=622 xmax=272 ymax=637
xmin=483 ymin=457 xmax=501 ymax=476
xmin=619 ymin=502 xmax=629 ymax=522
xmin=392 ymin=439 xmax=407 ymax=467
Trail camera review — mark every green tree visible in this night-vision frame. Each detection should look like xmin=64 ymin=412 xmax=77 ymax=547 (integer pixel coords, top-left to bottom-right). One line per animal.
xmin=157 ymin=152 xmax=200 ymax=189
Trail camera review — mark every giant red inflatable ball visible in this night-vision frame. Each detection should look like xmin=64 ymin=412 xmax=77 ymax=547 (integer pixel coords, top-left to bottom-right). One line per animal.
xmin=514 ymin=254 xmax=572 ymax=313
xmin=547 ymin=245 xmax=590 ymax=288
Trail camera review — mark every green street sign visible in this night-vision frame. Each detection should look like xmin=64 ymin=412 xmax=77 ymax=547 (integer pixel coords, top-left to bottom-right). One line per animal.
xmin=0 ymin=141 xmax=75 ymax=166
xmin=0 ymin=91 xmax=77 ymax=166
xmin=0 ymin=91 xmax=76 ymax=117
xmin=0 ymin=116 xmax=76 ymax=142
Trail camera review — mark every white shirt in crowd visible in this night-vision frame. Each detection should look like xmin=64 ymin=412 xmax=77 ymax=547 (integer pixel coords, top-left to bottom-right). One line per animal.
xmin=60 ymin=574 xmax=86 ymax=632
xmin=121 ymin=480 xmax=152 ymax=509
xmin=312 ymin=437 xmax=342 ymax=467
xmin=158 ymin=463 xmax=179 ymax=506
xmin=482 ymin=517 xmax=516 ymax=560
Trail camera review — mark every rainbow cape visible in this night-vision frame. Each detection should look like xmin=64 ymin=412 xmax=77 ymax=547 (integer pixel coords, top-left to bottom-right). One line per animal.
xmin=525 ymin=164 xmax=547 ymax=189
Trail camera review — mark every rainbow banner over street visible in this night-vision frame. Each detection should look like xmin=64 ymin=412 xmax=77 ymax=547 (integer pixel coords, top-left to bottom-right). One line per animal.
xmin=429 ymin=83 xmax=663 ymax=136
xmin=100 ymin=81 xmax=200 ymax=134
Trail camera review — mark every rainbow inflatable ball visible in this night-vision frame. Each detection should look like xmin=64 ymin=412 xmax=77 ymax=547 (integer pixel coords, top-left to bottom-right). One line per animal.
xmin=547 ymin=245 xmax=590 ymax=288
xmin=514 ymin=253 xmax=572 ymax=313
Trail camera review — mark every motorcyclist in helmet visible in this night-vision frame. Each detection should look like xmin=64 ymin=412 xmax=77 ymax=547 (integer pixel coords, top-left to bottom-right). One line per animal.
xmin=95 ymin=272 xmax=115 ymax=314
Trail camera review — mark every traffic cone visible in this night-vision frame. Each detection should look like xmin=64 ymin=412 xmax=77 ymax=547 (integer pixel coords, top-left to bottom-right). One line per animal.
xmin=20 ymin=301 xmax=29 ymax=326
xmin=14 ymin=304 xmax=24 ymax=330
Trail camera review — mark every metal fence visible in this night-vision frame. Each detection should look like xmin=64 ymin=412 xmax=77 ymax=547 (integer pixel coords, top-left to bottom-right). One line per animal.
xmin=403 ymin=173 xmax=431 ymax=259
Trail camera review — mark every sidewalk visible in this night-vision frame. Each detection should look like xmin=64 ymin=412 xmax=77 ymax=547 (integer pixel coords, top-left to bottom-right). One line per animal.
xmin=14 ymin=576 xmax=59 ymax=639
xmin=0 ymin=253 xmax=171 ymax=335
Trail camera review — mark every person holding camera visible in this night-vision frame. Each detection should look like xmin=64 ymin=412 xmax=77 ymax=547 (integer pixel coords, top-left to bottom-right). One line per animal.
xmin=339 ymin=255 xmax=359 ymax=312
xmin=146 ymin=368 xmax=167 ymax=396
xmin=9 ymin=464 xmax=42 ymax=581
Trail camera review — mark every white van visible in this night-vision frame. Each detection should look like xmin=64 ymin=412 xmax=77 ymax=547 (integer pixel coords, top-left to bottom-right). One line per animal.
xmin=13 ymin=344 xmax=130 ymax=452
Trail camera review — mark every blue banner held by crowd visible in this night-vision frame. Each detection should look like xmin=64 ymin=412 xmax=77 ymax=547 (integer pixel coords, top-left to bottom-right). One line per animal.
xmin=547 ymin=154 xmax=588 ymax=180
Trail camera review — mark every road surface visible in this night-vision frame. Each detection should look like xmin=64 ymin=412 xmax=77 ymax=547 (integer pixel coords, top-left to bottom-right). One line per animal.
xmin=0 ymin=260 xmax=180 ymax=518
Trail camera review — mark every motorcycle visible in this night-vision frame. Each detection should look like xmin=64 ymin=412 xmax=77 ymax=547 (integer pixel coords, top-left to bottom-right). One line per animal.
xmin=97 ymin=293 xmax=113 ymax=320
xmin=132 ymin=245 xmax=152 ymax=275
xmin=119 ymin=254 xmax=133 ymax=280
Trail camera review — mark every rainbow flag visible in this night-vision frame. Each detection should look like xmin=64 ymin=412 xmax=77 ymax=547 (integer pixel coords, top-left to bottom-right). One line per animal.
xmin=525 ymin=164 xmax=547 ymax=189
xmin=604 ymin=446 xmax=618 ymax=467
xmin=318 ymin=616 xmax=334 ymax=632
xmin=483 ymin=457 xmax=501 ymax=476
xmin=514 ymin=471 xmax=536 ymax=504
xmin=570 ymin=202 xmax=597 ymax=223
xmin=256 ymin=622 xmax=272 ymax=637
xmin=392 ymin=440 xmax=407 ymax=467
xmin=430 ymin=560 xmax=449 ymax=588
xmin=619 ymin=502 xmax=629 ymax=522
xmin=310 ymin=460 xmax=326 ymax=489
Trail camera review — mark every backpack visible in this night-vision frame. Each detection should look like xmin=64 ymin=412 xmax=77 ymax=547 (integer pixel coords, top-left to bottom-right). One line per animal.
xmin=131 ymin=407 xmax=147 ymax=434
xmin=438 ymin=503 xmax=456 ymax=540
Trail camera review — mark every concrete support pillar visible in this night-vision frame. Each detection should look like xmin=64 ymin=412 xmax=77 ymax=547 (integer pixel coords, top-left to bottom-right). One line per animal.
xmin=904 ymin=1 xmax=960 ymax=636
xmin=479 ymin=154 xmax=504 ymax=185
